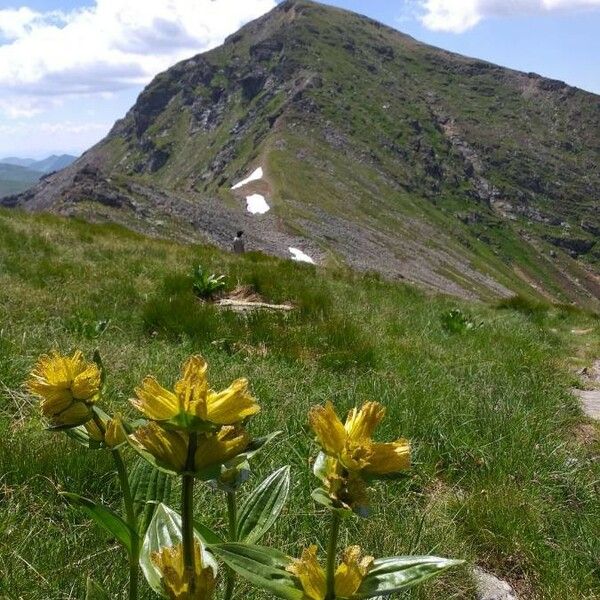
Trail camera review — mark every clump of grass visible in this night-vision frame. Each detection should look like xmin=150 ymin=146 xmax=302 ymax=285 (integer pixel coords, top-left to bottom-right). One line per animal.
xmin=441 ymin=308 xmax=482 ymax=334
xmin=192 ymin=264 xmax=226 ymax=299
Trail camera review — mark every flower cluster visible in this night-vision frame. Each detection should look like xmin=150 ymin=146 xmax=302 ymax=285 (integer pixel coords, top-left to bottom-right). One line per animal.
xmin=287 ymin=545 xmax=374 ymax=600
xmin=128 ymin=355 xmax=260 ymax=479
xmin=309 ymin=401 xmax=410 ymax=515
xmin=27 ymin=350 xmax=101 ymax=428
xmin=27 ymin=348 xmax=461 ymax=600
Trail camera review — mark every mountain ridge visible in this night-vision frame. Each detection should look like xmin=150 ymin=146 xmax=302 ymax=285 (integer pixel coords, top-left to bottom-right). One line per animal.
xmin=3 ymin=0 xmax=599 ymax=306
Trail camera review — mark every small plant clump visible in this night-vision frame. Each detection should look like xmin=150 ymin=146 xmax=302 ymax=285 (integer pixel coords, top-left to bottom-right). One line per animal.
xmin=441 ymin=308 xmax=482 ymax=334
xmin=25 ymin=349 xmax=462 ymax=600
xmin=192 ymin=265 xmax=226 ymax=300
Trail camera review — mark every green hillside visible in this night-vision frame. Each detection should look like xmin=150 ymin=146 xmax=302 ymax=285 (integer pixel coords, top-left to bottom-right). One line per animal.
xmin=0 ymin=163 xmax=40 ymax=197
xmin=7 ymin=0 xmax=599 ymax=309
xmin=0 ymin=208 xmax=598 ymax=599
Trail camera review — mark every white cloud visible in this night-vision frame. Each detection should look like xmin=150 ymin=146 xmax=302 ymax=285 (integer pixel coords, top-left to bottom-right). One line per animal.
xmin=418 ymin=0 xmax=600 ymax=32
xmin=0 ymin=0 xmax=276 ymax=117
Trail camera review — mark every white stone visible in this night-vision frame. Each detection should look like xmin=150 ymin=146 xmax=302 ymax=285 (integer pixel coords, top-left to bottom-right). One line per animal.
xmin=473 ymin=568 xmax=518 ymax=600
xmin=289 ymin=247 xmax=315 ymax=264
xmin=231 ymin=167 xmax=263 ymax=190
xmin=246 ymin=193 xmax=270 ymax=215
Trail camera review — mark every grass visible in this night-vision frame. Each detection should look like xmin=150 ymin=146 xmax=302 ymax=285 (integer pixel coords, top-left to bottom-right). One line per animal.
xmin=0 ymin=208 xmax=599 ymax=599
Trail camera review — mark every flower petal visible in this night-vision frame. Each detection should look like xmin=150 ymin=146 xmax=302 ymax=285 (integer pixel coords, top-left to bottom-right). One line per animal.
xmin=308 ymin=402 xmax=346 ymax=456
xmin=286 ymin=545 xmax=326 ymax=600
xmin=71 ymin=365 xmax=101 ymax=401
xmin=51 ymin=401 xmax=91 ymax=427
xmin=365 ymin=439 xmax=411 ymax=475
xmin=343 ymin=402 xmax=385 ymax=441
xmin=131 ymin=376 xmax=179 ymax=421
xmin=206 ymin=379 xmax=260 ymax=425
xmin=131 ymin=422 xmax=188 ymax=472
xmin=194 ymin=426 xmax=250 ymax=470
xmin=334 ymin=546 xmax=373 ymax=599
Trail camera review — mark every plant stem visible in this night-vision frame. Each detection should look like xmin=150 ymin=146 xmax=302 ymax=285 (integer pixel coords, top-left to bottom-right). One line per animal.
xmin=224 ymin=491 xmax=238 ymax=600
xmin=112 ymin=449 xmax=139 ymax=600
xmin=92 ymin=412 xmax=139 ymax=600
xmin=325 ymin=510 xmax=341 ymax=600
xmin=226 ymin=491 xmax=238 ymax=542
xmin=182 ymin=432 xmax=198 ymax=591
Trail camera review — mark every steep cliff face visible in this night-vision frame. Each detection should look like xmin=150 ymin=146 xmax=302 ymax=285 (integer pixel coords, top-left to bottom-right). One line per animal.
xmin=5 ymin=0 xmax=599 ymax=306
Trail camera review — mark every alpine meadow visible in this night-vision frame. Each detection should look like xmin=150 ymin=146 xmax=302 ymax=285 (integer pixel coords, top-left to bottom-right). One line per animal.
xmin=0 ymin=1 xmax=599 ymax=600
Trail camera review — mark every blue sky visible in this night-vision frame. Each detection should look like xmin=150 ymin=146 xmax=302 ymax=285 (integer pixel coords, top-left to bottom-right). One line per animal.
xmin=0 ymin=0 xmax=599 ymax=158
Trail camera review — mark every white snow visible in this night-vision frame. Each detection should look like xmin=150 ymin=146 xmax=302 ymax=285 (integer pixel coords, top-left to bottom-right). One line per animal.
xmin=288 ymin=247 xmax=315 ymax=264
xmin=246 ymin=193 xmax=270 ymax=215
xmin=231 ymin=167 xmax=263 ymax=190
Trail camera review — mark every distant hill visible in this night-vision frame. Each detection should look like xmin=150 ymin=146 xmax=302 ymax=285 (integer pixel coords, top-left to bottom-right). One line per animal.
xmin=0 ymin=157 xmax=36 ymax=169
xmin=0 ymin=164 xmax=42 ymax=197
xmin=2 ymin=0 xmax=598 ymax=307
xmin=0 ymin=154 xmax=77 ymax=174
xmin=29 ymin=154 xmax=78 ymax=174
xmin=0 ymin=154 xmax=77 ymax=197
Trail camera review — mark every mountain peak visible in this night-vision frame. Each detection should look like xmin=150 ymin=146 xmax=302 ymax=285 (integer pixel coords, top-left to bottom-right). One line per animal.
xmin=3 ymin=1 xmax=599 ymax=308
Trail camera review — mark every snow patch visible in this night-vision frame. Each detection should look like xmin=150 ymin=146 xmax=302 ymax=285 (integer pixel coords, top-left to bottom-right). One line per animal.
xmin=231 ymin=167 xmax=263 ymax=190
xmin=289 ymin=247 xmax=315 ymax=264
xmin=246 ymin=194 xmax=270 ymax=215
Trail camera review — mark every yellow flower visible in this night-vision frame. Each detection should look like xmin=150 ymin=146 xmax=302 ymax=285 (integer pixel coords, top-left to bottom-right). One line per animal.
xmin=286 ymin=545 xmax=373 ymax=600
xmin=131 ymin=355 xmax=260 ymax=429
xmin=318 ymin=455 xmax=370 ymax=515
xmin=27 ymin=350 xmax=101 ymax=427
xmin=309 ymin=401 xmax=410 ymax=476
xmin=130 ymin=422 xmax=250 ymax=474
xmin=83 ymin=413 xmax=127 ymax=448
xmin=105 ymin=414 xmax=127 ymax=448
xmin=151 ymin=541 xmax=216 ymax=600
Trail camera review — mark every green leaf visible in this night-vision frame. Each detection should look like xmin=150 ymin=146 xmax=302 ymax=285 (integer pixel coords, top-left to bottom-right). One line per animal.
xmin=194 ymin=519 xmax=224 ymax=545
xmin=140 ymin=503 xmax=217 ymax=597
xmin=61 ymin=492 xmax=135 ymax=554
xmin=65 ymin=425 xmax=103 ymax=449
xmin=129 ymin=458 xmax=174 ymax=535
xmin=311 ymin=488 xmax=353 ymax=517
xmin=211 ymin=543 xmax=302 ymax=600
xmin=356 ymin=556 xmax=464 ymax=598
xmin=85 ymin=577 xmax=110 ymax=600
xmin=92 ymin=349 xmax=106 ymax=388
xmin=237 ymin=466 xmax=291 ymax=544
xmin=64 ymin=406 xmax=111 ymax=450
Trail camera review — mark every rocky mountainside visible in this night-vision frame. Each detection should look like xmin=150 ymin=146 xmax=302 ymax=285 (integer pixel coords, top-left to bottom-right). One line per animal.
xmin=4 ymin=0 xmax=599 ymax=306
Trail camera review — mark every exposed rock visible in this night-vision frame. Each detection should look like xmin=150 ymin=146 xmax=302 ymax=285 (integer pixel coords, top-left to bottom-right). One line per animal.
xmin=545 ymin=236 xmax=596 ymax=256
xmin=473 ymin=568 xmax=518 ymax=600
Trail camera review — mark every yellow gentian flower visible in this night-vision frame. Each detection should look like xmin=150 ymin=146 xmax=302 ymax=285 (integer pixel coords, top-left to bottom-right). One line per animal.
xmin=27 ymin=350 xmax=101 ymax=428
xmin=309 ymin=401 xmax=410 ymax=476
xmin=131 ymin=355 xmax=260 ymax=429
xmin=130 ymin=422 xmax=250 ymax=474
xmin=83 ymin=413 xmax=127 ymax=448
xmin=286 ymin=545 xmax=373 ymax=600
xmin=151 ymin=541 xmax=216 ymax=600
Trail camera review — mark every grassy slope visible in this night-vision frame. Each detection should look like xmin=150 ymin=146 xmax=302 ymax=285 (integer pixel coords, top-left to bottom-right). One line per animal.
xmin=0 ymin=208 xmax=599 ymax=599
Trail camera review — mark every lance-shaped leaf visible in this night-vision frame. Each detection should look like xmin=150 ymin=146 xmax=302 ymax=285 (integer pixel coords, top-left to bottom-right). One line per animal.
xmin=237 ymin=466 xmax=291 ymax=544
xmin=194 ymin=519 xmax=224 ymax=546
xmin=355 ymin=555 xmax=464 ymax=598
xmin=129 ymin=458 xmax=173 ymax=535
xmin=85 ymin=577 xmax=110 ymax=600
xmin=212 ymin=543 xmax=303 ymax=600
xmin=61 ymin=492 xmax=135 ymax=554
xmin=140 ymin=503 xmax=217 ymax=597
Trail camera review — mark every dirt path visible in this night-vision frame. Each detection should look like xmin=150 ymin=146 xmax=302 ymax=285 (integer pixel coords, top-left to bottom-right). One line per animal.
xmin=573 ymin=359 xmax=600 ymax=420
